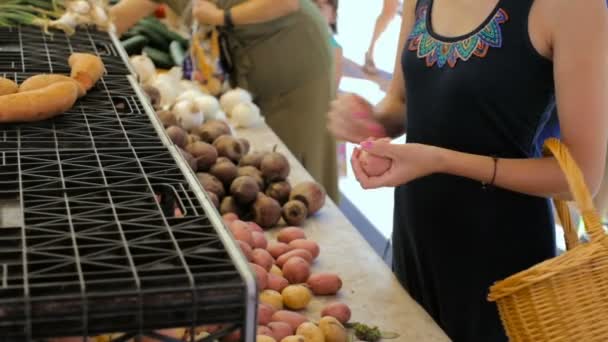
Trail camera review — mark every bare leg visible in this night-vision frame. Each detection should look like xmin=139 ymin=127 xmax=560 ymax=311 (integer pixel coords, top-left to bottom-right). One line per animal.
xmin=364 ymin=0 xmax=400 ymax=74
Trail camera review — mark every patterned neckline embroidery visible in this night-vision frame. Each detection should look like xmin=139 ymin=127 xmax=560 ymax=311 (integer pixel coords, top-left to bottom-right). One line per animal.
xmin=408 ymin=5 xmax=509 ymax=68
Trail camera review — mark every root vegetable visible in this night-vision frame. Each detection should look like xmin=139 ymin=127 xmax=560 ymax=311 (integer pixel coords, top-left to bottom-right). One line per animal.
xmin=18 ymin=74 xmax=85 ymax=97
xmin=260 ymin=289 xmax=283 ymax=310
xmin=240 ymin=151 xmax=266 ymax=168
xmin=282 ymin=201 xmax=308 ymax=227
xmin=220 ymin=87 xmax=252 ymax=114
xmin=306 ymin=273 xmax=342 ymax=295
xmin=252 ymin=248 xmax=275 ymax=271
xmin=197 ymin=173 xmax=225 ymax=198
xmin=257 ymin=335 xmax=277 ymax=342
xmin=68 ymin=53 xmax=104 ymax=92
xmin=247 ymin=222 xmax=264 ymax=233
xmin=320 ymin=303 xmax=351 ymax=324
xmin=232 ymin=101 xmax=262 ymax=128
xmin=193 ymin=120 xmax=232 ymax=143
xmin=267 ymin=242 xmax=292 ymax=259
xmin=229 ymin=220 xmax=255 ymax=246
xmin=0 ymin=77 xmax=18 ymax=96
xmin=239 ymin=138 xmax=251 ymax=155
xmin=187 ymin=134 xmax=201 ymax=145
xmin=210 ymin=159 xmax=238 ymax=186
xmin=186 ymin=141 xmax=218 ymax=171
xmin=281 ymin=285 xmax=311 ymax=310
xmin=158 ymin=110 xmax=177 ymax=127
xmin=231 ymin=176 xmax=260 ymax=205
xmin=129 ymin=55 xmax=156 ymax=85
xmin=237 ymin=166 xmax=265 ymax=190
xmin=268 ymin=322 xmax=294 ymax=342
xmin=194 ymin=95 xmax=221 ymax=118
xmin=250 ymin=263 xmax=268 ymax=290
xmin=277 ymin=227 xmax=306 ymax=244
xmin=258 ymin=326 xmax=274 ymax=337
xmin=280 ymin=336 xmax=306 ymax=342
xmin=276 ymin=249 xmax=313 ymax=267
xmin=0 ymin=81 xmax=79 ymax=123
xmin=220 ymin=196 xmax=246 ymax=217
xmin=238 ymin=240 xmax=253 ymax=261
xmin=208 ymin=191 xmax=220 ymax=209
xmin=296 ymin=323 xmax=325 ymax=342
xmin=267 ymin=273 xmax=289 ymax=292
xmin=288 ymin=240 xmax=319 ymax=259
xmin=266 ymin=182 xmax=291 ymax=205
xmin=318 ymin=317 xmax=347 ymax=342
xmin=173 ymin=100 xmax=203 ymax=131
xmin=253 ymin=193 xmax=282 ymax=228
xmin=261 ymin=151 xmax=290 ymax=182
xmin=271 ymin=311 xmax=308 ymax=332
xmin=270 ymin=264 xmax=283 ymax=277
xmin=252 ymin=231 xmax=268 ymax=249
xmin=178 ymin=148 xmax=198 ymax=171
xmin=359 ymin=150 xmax=392 ymax=177
xmin=143 ymin=84 xmax=162 ymax=108
xmin=166 ymin=126 xmax=188 ymax=148
xmin=290 ymin=182 xmax=326 ymax=216
xmin=258 ymin=303 xmax=276 ymax=325
xmin=282 ymin=257 xmax=311 ymax=284
xmin=213 ymin=135 xmax=244 ymax=162
xmin=223 ymin=213 xmax=239 ymax=223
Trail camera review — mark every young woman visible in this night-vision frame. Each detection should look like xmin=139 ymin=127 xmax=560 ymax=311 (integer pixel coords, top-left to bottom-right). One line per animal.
xmin=363 ymin=0 xmax=400 ymax=74
xmin=328 ymin=0 xmax=608 ymax=340
xmin=111 ymin=0 xmax=340 ymax=202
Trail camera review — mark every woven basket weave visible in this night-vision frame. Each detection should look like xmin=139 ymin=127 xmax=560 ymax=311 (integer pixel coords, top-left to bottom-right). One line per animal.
xmin=488 ymin=138 xmax=608 ymax=342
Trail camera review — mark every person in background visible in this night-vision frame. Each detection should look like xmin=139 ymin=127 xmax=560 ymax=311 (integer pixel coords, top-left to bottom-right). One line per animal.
xmin=328 ymin=0 xmax=608 ymax=340
xmin=363 ymin=0 xmax=400 ymax=74
xmin=314 ymin=0 xmax=342 ymax=92
xmin=111 ymin=0 xmax=340 ymax=203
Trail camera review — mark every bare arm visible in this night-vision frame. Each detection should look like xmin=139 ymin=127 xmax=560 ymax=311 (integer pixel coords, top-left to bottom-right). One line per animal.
xmin=334 ymin=46 xmax=343 ymax=93
xmin=374 ymin=0 xmax=417 ymax=138
xmin=437 ymin=0 xmax=608 ymax=198
xmin=194 ymin=0 xmax=300 ymax=27
xmin=110 ymin=0 xmax=158 ymax=36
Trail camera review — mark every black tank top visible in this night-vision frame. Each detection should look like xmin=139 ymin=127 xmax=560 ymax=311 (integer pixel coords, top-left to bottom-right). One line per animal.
xmin=393 ymin=0 xmax=557 ymax=340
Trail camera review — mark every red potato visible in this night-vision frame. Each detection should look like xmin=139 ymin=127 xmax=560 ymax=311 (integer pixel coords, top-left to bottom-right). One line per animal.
xmin=359 ymin=150 xmax=392 ymax=177
xmin=277 ymin=227 xmax=306 ymax=244
xmin=307 ymin=273 xmax=342 ymax=295
xmin=252 ymin=249 xmax=275 ymax=271
xmin=252 ymin=231 xmax=268 ymax=249
xmin=288 ymin=239 xmax=320 ymax=259
xmin=257 ymin=325 xmax=273 ymax=336
xmin=267 ymin=241 xmax=292 ymax=259
xmin=223 ymin=213 xmax=239 ymax=223
xmin=247 ymin=221 xmax=264 ymax=233
xmin=282 ymin=257 xmax=311 ymax=284
xmin=276 ymin=249 xmax=313 ymax=268
xmin=321 ymin=302 xmax=351 ymax=324
xmin=238 ymin=241 xmax=253 ymax=261
xmin=258 ymin=303 xmax=276 ymax=325
xmin=266 ymin=273 xmax=289 ymax=292
xmin=230 ymin=220 xmax=255 ymax=246
xmin=267 ymin=321 xmax=294 ymax=341
xmin=271 ymin=311 xmax=308 ymax=331
xmin=250 ymin=263 xmax=268 ymax=290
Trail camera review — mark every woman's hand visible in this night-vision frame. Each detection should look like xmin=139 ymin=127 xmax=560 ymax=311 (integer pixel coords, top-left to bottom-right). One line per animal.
xmin=193 ymin=0 xmax=224 ymax=26
xmin=327 ymin=93 xmax=387 ymax=143
xmin=351 ymin=139 xmax=443 ymax=189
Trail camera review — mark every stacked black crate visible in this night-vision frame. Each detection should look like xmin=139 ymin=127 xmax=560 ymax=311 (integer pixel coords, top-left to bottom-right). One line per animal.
xmin=0 ymin=26 xmax=254 ymax=342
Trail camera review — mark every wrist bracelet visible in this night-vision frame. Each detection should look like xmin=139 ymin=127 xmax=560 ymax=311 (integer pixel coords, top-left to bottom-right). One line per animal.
xmin=483 ymin=156 xmax=498 ymax=190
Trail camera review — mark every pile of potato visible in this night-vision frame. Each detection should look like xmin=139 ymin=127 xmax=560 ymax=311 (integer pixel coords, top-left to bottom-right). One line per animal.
xmin=221 ymin=215 xmax=352 ymax=342
xmin=162 ymin=118 xmax=326 ymax=229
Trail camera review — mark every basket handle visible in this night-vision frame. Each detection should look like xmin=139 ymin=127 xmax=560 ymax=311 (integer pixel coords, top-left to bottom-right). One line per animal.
xmin=543 ymin=138 xmax=605 ymax=248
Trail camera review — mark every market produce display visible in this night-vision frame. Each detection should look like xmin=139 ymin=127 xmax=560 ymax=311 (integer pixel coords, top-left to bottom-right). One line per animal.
xmin=0 ymin=52 xmax=104 ymax=122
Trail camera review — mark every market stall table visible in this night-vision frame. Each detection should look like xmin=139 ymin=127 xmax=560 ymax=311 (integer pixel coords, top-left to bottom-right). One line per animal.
xmin=235 ymin=123 xmax=451 ymax=341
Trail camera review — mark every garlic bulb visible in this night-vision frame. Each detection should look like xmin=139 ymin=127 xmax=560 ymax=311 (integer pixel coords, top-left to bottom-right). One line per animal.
xmin=231 ymin=102 xmax=261 ymax=128
xmin=173 ymin=100 xmax=204 ymax=131
xmin=220 ymin=88 xmax=253 ymax=116
xmin=153 ymin=74 xmax=181 ymax=109
xmin=177 ymin=89 xmax=205 ymax=103
xmin=194 ymin=95 xmax=221 ymax=119
xmin=130 ymin=55 xmax=156 ymax=85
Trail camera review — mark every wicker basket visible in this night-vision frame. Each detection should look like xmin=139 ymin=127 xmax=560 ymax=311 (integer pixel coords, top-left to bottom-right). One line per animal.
xmin=488 ymin=138 xmax=608 ymax=341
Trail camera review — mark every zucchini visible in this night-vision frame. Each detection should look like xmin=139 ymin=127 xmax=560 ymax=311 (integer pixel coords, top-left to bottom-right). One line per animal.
xmin=132 ymin=25 xmax=170 ymax=50
xmin=121 ymin=35 xmax=149 ymax=55
xmin=143 ymin=46 xmax=174 ymax=69
xmin=140 ymin=17 xmax=189 ymax=49
xmin=169 ymin=40 xmax=186 ymax=66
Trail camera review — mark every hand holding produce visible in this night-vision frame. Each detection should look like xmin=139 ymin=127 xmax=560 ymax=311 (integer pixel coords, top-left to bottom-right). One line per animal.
xmin=359 ymin=149 xmax=392 ymax=177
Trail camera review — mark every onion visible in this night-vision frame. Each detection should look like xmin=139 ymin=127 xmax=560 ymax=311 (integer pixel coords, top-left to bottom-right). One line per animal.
xmin=220 ymin=88 xmax=252 ymax=115
xmin=68 ymin=1 xmax=91 ymax=14
xmin=231 ymin=102 xmax=261 ymax=128
xmin=177 ymin=89 xmax=205 ymax=103
xmin=153 ymin=74 xmax=182 ymax=109
xmin=130 ymin=55 xmax=156 ymax=85
xmin=172 ymin=100 xmax=204 ymax=131
xmin=194 ymin=95 xmax=221 ymax=119
xmin=50 ymin=12 xmax=79 ymax=35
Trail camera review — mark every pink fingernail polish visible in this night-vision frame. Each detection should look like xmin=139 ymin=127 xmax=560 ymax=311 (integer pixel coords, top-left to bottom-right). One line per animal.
xmin=361 ymin=141 xmax=372 ymax=149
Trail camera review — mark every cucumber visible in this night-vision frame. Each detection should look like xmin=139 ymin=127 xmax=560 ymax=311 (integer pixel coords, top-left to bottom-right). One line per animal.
xmin=140 ymin=17 xmax=189 ymax=49
xmin=143 ymin=46 xmax=174 ymax=69
xmin=132 ymin=25 xmax=170 ymax=50
xmin=121 ymin=35 xmax=149 ymax=55
xmin=169 ymin=40 xmax=186 ymax=66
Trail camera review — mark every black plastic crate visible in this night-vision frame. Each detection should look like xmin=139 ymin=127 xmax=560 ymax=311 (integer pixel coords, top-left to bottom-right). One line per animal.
xmin=0 ymin=147 xmax=248 ymax=340
xmin=0 ymin=72 xmax=163 ymax=151
xmin=0 ymin=26 xmax=130 ymax=75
